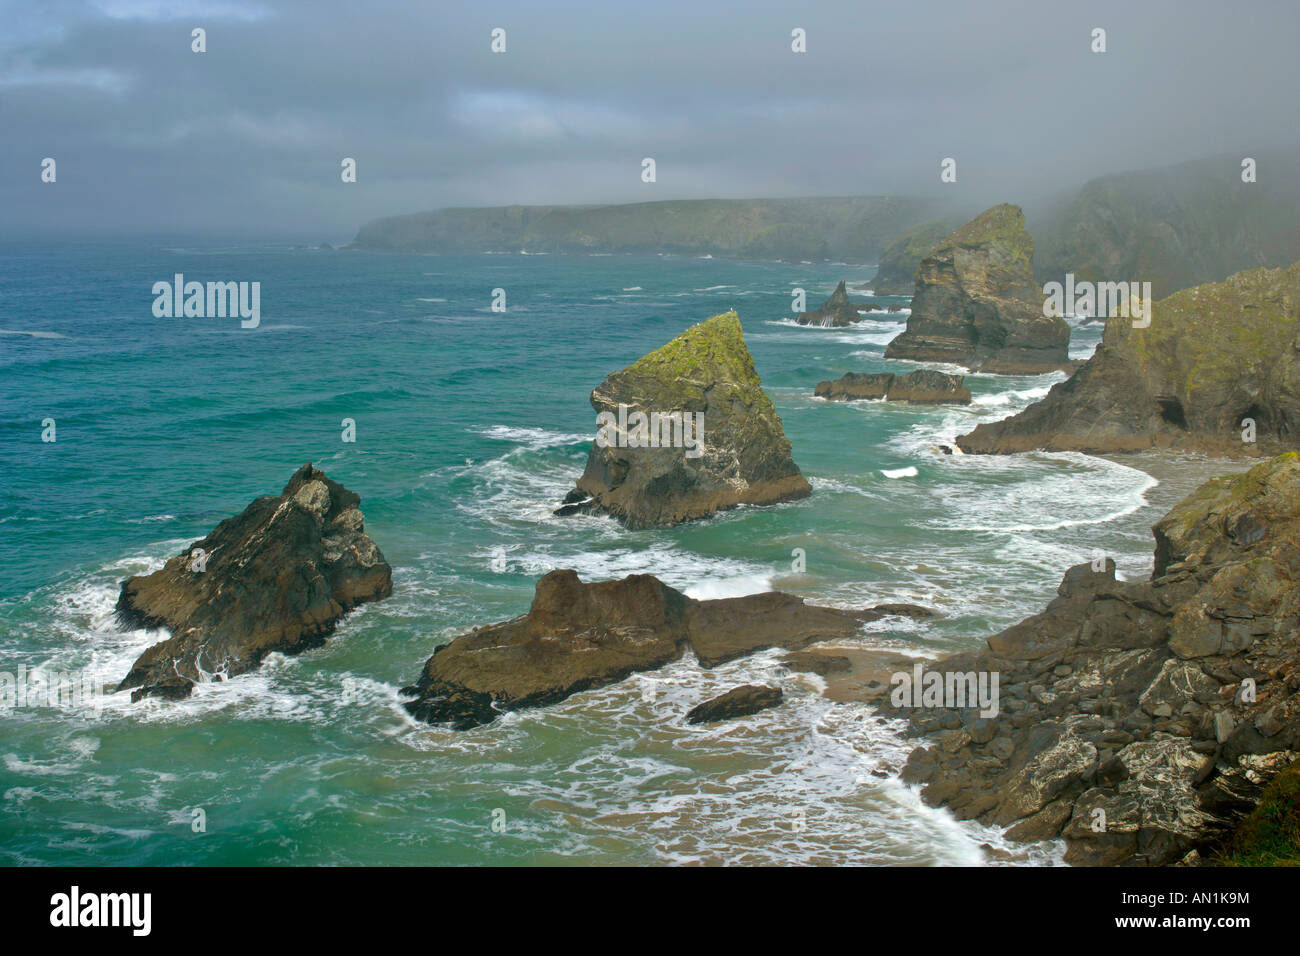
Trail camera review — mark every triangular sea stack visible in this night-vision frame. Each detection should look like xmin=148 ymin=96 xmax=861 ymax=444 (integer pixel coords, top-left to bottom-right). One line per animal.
xmin=556 ymin=310 xmax=811 ymax=527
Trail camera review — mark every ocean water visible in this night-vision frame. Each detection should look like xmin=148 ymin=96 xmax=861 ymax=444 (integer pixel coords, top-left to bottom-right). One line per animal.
xmin=0 ymin=241 xmax=1184 ymax=865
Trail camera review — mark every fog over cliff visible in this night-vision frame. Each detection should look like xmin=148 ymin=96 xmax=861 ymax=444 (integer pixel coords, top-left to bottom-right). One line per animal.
xmin=2 ymin=0 xmax=1297 ymax=238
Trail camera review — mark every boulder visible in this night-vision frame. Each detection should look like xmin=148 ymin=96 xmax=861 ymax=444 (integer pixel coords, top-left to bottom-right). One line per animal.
xmin=402 ymin=569 xmax=930 ymax=729
xmin=957 ymin=262 xmax=1300 ymax=457
xmin=115 ymin=464 xmax=392 ymax=701
xmin=686 ymin=685 xmax=784 ymax=724
xmin=884 ymin=204 xmax=1071 ymax=374
xmin=795 ymin=280 xmax=862 ymax=326
xmin=555 ymin=310 xmax=811 ymax=528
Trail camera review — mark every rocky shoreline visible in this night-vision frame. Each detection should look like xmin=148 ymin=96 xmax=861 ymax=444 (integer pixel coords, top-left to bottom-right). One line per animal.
xmin=877 ymin=453 xmax=1300 ymax=865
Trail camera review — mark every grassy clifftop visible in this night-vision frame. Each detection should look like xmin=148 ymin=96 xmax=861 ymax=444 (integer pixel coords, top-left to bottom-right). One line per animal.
xmin=354 ymin=196 xmax=955 ymax=263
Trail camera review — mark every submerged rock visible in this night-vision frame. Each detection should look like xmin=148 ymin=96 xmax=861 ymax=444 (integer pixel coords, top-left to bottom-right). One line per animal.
xmin=686 ymin=685 xmax=784 ymax=724
xmin=888 ymin=453 xmax=1300 ymax=865
xmin=402 ymin=569 xmax=930 ymax=729
xmin=813 ymin=369 xmax=970 ymax=405
xmin=884 ymin=204 xmax=1070 ymax=374
xmin=556 ymin=310 xmax=811 ymax=528
xmin=795 ymin=280 xmax=862 ymax=327
xmin=115 ymin=463 xmax=393 ymax=701
xmin=958 ymin=262 xmax=1300 ymax=457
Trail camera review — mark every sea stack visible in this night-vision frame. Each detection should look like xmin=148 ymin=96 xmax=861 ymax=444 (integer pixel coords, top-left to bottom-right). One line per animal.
xmin=555 ymin=309 xmax=811 ymax=528
xmin=795 ymin=280 xmax=861 ymax=327
xmin=957 ymin=262 xmax=1300 ymax=457
xmin=884 ymin=204 xmax=1070 ymax=374
xmin=115 ymin=463 xmax=393 ymax=701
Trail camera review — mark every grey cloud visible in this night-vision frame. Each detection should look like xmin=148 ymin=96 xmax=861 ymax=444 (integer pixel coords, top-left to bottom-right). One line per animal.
xmin=0 ymin=0 xmax=1296 ymax=238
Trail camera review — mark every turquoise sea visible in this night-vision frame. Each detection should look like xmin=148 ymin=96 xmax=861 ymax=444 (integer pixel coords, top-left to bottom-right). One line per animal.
xmin=0 ymin=241 xmax=1198 ymax=865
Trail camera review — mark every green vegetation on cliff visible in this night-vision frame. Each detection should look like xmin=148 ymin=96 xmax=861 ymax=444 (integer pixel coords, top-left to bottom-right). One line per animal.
xmin=1033 ymin=151 xmax=1300 ymax=298
xmin=870 ymin=216 xmax=965 ymax=294
xmin=1215 ymin=760 xmax=1300 ymax=866
xmin=354 ymin=196 xmax=955 ymax=263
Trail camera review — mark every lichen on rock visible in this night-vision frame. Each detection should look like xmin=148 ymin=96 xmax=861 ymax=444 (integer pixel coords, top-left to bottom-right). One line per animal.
xmin=555 ymin=309 xmax=811 ymax=528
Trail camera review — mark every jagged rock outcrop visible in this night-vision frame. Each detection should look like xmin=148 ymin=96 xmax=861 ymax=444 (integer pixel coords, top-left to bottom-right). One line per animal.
xmin=889 ymin=454 xmax=1300 ymax=865
xmin=402 ymin=569 xmax=932 ymax=729
xmin=795 ymin=280 xmax=863 ymax=327
xmin=813 ymin=370 xmax=970 ymax=405
xmin=115 ymin=464 xmax=393 ymax=701
xmin=884 ymin=204 xmax=1071 ymax=374
xmin=871 ymin=216 xmax=965 ymax=295
xmin=958 ymin=262 xmax=1300 ymax=457
xmin=686 ymin=685 xmax=784 ymax=724
xmin=555 ymin=310 xmax=811 ymax=528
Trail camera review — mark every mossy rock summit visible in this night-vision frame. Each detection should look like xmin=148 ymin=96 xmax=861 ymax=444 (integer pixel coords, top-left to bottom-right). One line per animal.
xmin=885 ymin=204 xmax=1070 ymax=374
xmin=556 ymin=310 xmax=811 ymax=528
xmin=959 ymin=262 xmax=1300 ymax=456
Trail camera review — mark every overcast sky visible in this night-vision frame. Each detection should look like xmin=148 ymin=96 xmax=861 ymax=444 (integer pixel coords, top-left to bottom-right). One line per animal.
xmin=2 ymin=0 xmax=1296 ymax=239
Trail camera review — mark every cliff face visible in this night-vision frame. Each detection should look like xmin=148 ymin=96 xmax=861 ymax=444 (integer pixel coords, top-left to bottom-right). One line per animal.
xmin=870 ymin=216 xmax=964 ymax=295
xmin=116 ymin=464 xmax=393 ymax=701
xmin=893 ymin=453 xmax=1300 ymax=866
xmin=958 ymin=262 xmax=1300 ymax=456
xmin=556 ymin=310 xmax=811 ymax=528
xmin=1033 ymin=151 xmax=1300 ymax=299
xmin=354 ymin=196 xmax=953 ymax=263
xmin=884 ymin=204 xmax=1071 ymax=374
